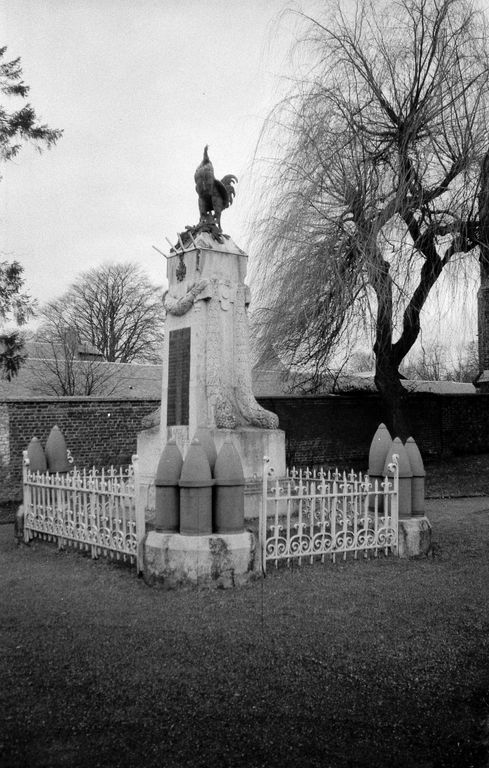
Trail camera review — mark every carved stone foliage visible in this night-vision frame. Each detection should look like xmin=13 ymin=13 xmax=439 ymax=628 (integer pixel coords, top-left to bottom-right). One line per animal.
xmin=206 ymin=280 xmax=278 ymax=430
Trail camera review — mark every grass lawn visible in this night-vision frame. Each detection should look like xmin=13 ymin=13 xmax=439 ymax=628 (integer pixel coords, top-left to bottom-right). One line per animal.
xmin=1 ymin=497 xmax=489 ymax=767
xmin=425 ymin=453 xmax=489 ymax=497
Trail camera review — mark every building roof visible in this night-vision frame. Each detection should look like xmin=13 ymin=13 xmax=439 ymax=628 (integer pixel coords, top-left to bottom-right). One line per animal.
xmin=0 ymin=358 xmax=163 ymax=399
xmin=251 ymin=363 xmax=477 ymax=396
xmin=331 ymin=372 xmax=476 ymax=395
xmin=25 ymin=339 xmax=104 ymax=360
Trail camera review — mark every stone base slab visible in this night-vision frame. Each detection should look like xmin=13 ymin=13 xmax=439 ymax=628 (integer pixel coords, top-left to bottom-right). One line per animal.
xmin=208 ymin=426 xmax=286 ymax=478
xmin=211 ymin=426 xmax=285 ymax=519
xmin=143 ymin=530 xmax=260 ymax=589
xmin=398 ymin=516 xmax=432 ymax=558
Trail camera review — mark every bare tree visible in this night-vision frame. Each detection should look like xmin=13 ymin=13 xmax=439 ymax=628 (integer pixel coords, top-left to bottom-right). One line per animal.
xmin=448 ymin=339 xmax=479 ymax=381
xmin=40 ymin=263 xmax=165 ymax=364
xmin=401 ymin=341 xmax=449 ymax=380
xmin=30 ymin=328 xmax=119 ymax=397
xmin=346 ymin=349 xmax=375 ymax=373
xmin=400 ymin=338 xmax=479 ymax=380
xmin=250 ymin=0 xmax=489 ymax=434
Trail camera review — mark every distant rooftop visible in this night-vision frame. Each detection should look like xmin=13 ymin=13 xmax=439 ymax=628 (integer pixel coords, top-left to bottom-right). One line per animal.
xmin=251 ymin=357 xmax=477 ymax=396
xmin=0 ymin=358 xmax=162 ymax=399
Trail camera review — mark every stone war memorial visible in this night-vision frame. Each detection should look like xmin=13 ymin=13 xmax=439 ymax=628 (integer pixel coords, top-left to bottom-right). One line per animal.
xmin=138 ymin=145 xmax=286 ymax=586
xmin=21 ymin=146 xmax=430 ymax=588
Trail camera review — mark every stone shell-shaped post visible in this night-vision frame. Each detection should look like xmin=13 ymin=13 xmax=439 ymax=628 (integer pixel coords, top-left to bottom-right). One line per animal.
xmin=405 ymin=437 xmax=425 ymax=516
xmin=27 ymin=437 xmax=47 ymax=474
xmin=213 ymin=439 xmax=245 ymax=534
xmin=193 ymin=426 xmax=217 ymax=474
xmin=368 ymin=423 xmax=392 ymax=474
xmin=368 ymin=423 xmax=392 ymax=511
xmin=384 ymin=437 xmax=413 ymax=517
xmin=45 ymin=426 xmax=71 ymax=474
xmin=179 ymin=438 xmax=214 ymax=536
xmin=154 ymin=438 xmax=183 ymax=532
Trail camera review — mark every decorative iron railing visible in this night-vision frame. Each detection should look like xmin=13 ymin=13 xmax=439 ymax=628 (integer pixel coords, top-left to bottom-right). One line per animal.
xmin=259 ymin=455 xmax=399 ymax=573
xmin=22 ymin=453 xmax=145 ymax=573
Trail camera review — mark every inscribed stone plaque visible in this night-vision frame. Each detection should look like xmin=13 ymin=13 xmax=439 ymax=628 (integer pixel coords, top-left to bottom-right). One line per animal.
xmin=167 ymin=327 xmax=190 ymax=426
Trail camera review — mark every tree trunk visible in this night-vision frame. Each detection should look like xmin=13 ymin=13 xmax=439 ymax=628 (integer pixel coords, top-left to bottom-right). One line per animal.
xmin=478 ymin=150 xmax=489 ymax=374
xmin=374 ymin=354 xmax=409 ymax=439
xmin=479 ymin=150 xmax=489 ymax=277
xmin=370 ymin=250 xmax=409 ymax=438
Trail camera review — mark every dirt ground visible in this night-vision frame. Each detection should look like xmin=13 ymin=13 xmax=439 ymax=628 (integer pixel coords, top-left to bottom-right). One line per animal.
xmin=1 ymin=494 xmax=489 ymax=768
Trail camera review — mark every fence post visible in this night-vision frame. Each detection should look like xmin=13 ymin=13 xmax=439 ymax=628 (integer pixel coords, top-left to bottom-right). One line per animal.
xmin=260 ymin=456 xmax=270 ymax=575
xmin=22 ymin=451 xmax=30 ymax=543
xmin=387 ymin=453 xmax=400 ymax=556
xmin=132 ymin=454 xmax=145 ymax=575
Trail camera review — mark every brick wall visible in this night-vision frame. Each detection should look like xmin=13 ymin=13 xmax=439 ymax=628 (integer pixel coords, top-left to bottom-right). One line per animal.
xmin=3 ymin=392 xmax=489 ymax=503
xmin=258 ymin=395 xmax=385 ymax=466
xmin=257 ymin=393 xmax=489 ymax=468
xmin=1 ymin=397 xmax=159 ymax=503
xmin=478 ymin=287 xmax=489 ymax=371
xmin=437 ymin=393 xmax=489 ymax=454
xmin=0 ymin=403 xmax=9 ymax=469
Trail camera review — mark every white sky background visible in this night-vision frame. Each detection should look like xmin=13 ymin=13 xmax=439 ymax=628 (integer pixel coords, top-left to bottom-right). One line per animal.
xmin=1 ymin=0 xmax=295 ymax=304
xmin=0 ymin=0 xmax=479 ymax=362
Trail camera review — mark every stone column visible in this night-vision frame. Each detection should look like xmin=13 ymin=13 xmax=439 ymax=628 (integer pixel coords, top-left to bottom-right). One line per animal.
xmin=137 ymin=231 xmax=286 ymax=518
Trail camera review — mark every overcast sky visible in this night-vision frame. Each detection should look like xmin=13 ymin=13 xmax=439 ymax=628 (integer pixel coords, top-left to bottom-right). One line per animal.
xmin=1 ymin=0 xmax=297 ymax=307
xmin=0 ymin=0 xmax=478 ymax=358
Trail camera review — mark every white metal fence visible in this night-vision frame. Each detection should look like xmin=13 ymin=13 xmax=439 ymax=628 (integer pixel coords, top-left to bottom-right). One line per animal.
xmin=259 ymin=455 xmax=399 ymax=573
xmin=22 ymin=453 xmax=145 ymax=573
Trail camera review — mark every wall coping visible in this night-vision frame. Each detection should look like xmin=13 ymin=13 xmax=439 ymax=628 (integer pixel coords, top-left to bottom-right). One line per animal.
xmin=257 ymin=392 xmax=487 ymax=400
xmin=1 ymin=396 xmax=160 ymax=404
xmin=1 ymin=391 xmax=486 ymax=405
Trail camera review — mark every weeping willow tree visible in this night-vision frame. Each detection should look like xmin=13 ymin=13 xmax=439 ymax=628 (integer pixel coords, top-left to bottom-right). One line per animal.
xmin=250 ymin=0 xmax=489 ymax=434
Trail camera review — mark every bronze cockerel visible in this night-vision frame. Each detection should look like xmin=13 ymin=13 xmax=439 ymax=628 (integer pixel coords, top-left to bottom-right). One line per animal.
xmin=194 ymin=145 xmax=237 ymax=231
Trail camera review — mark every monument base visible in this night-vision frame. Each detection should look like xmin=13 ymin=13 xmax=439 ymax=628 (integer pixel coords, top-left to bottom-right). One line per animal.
xmin=210 ymin=426 xmax=285 ymax=519
xmin=398 ymin=517 xmax=432 ymax=558
xmin=143 ymin=530 xmax=259 ymax=589
xmin=136 ymin=424 xmax=286 ymax=521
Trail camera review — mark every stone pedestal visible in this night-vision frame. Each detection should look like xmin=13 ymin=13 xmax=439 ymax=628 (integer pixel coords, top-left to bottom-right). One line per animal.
xmin=137 ymin=231 xmax=286 ymax=524
xmin=398 ymin=517 xmax=432 ymax=558
xmin=160 ymin=234 xmax=281 ymax=434
xmin=137 ymin=231 xmax=285 ymax=585
xmin=137 ymin=424 xmax=285 ymax=520
xmin=143 ymin=530 xmax=259 ymax=588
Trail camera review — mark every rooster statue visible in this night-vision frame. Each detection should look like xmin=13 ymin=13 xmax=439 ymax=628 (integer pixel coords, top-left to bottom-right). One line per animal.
xmin=194 ymin=145 xmax=237 ymax=232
